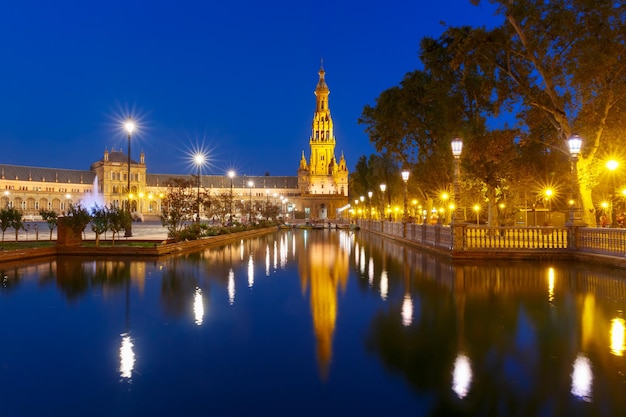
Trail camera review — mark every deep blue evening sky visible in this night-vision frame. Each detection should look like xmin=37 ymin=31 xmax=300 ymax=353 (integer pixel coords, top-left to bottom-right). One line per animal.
xmin=0 ymin=0 xmax=500 ymax=177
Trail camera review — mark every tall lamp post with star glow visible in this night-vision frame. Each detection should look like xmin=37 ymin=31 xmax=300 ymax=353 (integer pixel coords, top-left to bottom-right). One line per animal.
xmin=194 ymin=153 xmax=205 ymax=223
xmin=124 ymin=118 xmax=135 ymax=237
xmin=228 ymin=170 xmax=235 ymax=223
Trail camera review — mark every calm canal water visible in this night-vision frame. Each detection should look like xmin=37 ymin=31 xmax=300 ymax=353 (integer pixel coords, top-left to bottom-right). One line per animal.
xmin=1 ymin=229 xmax=626 ymax=416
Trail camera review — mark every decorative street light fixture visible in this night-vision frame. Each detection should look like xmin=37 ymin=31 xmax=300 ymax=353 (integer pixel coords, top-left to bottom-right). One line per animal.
xmin=194 ymin=153 xmax=205 ymax=223
xmin=228 ymin=170 xmax=235 ymax=223
xmin=566 ymin=134 xmax=585 ymax=226
xmin=248 ymin=180 xmax=254 ymax=224
xmin=451 ymin=138 xmax=463 ymax=224
xmin=368 ymin=191 xmax=373 ymax=220
xmin=380 ymin=183 xmax=387 ymax=221
xmin=401 ymin=168 xmax=410 ymax=237
xmin=401 ymin=168 xmax=410 ymax=221
xmin=124 ymin=118 xmax=135 ymax=237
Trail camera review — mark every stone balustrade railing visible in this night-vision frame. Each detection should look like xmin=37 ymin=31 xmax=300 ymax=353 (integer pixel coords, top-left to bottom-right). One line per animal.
xmin=357 ymin=220 xmax=626 ymax=262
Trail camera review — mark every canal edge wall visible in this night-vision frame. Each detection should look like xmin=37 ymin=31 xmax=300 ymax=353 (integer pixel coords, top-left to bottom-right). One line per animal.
xmin=0 ymin=227 xmax=278 ymax=263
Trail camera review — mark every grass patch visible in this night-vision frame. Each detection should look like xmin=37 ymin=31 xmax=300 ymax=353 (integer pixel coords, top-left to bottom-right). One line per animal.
xmin=0 ymin=241 xmax=56 ymax=250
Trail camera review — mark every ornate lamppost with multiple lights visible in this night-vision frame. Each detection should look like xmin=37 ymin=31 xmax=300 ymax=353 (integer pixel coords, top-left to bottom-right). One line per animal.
xmin=451 ymin=138 xmax=464 ymax=224
xmin=124 ymin=118 xmax=135 ymax=237
xmin=380 ymin=184 xmax=387 ymax=221
xmin=401 ymin=168 xmax=410 ymax=237
xmin=367 ymin=191 xmax=373 ymax=220
xmin=566 ymin=134 xmax=585 ymax=226
xmin=194 ymin=153 xmax=205 ymax=223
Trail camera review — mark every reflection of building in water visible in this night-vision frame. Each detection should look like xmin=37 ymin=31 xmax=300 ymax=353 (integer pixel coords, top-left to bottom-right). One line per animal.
xmin=298 ymin=230 xmax=350 ymax=379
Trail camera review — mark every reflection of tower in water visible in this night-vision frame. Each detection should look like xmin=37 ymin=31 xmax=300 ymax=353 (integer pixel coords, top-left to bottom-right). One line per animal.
xmin=298 ymin=230 xmax=350 ymax=380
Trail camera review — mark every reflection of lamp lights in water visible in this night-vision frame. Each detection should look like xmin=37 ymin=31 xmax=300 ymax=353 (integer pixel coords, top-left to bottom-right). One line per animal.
xmin=354 ymin=242 xmax=360 ymax=265
xmin=380 ymin=270 xmax=388 ymax=300
xmin=610 ymin=318 xmax=625 ymax=356
xmin=452 ymin=354 xmax=472 ymax=399
xmin=248 ymin=255 xmax=254 ymax=288
xmin=228 ymin=268 xmax=236 ymax=305
xmin=119 ymin=332 xmax=135 ymax=379
xmin=360 ymin=247 xmax=366 ymax=274
xmin=240 ymin=239 xmax=244 ymax=261
xmin=571 ymin=354 xmax=593 ymax=402
xmin=401 ymin=294 xmax=413 ymax=327
xmin=193 ymin=287 xmax=204 ymax=326
xmin=547 ymin=267 xmax=555 ymax=303
xmin=368 ymin=257 xmax=374 ymax=287
xmin=265 ymin=244 xmax=270 ymax=277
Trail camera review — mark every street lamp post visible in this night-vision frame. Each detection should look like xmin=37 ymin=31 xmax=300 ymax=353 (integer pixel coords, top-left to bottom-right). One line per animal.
xmin=380 ymin=184 xmax=387 ymax=221
xmin=124 ymin=118 xmax=135 ymax=237
xmin=194 ymin=153 xmax=205 ymax=223
xmin=451 ymin=138 xmax=463 ymax=224
xmin=401 ymin=168 xmax=410 ymax=237
xmin=368 ymin=191 xmax=373 ymax=220
xmin=248 ymin=180 xmax=254 ymax=224
xmin=228 ymin=170 xmax=235 ymax=223
xmin=566 ymin=134 xmax=585 ymax=226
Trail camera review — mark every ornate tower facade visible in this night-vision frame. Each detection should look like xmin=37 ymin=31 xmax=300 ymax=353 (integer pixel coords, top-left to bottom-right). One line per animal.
xmin=297 ymin=64 xmax=349 ymax=220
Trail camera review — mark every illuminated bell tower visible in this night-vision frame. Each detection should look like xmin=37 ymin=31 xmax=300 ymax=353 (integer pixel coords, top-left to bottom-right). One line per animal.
xmin=298 ymin=62 xmax=349 ymax=220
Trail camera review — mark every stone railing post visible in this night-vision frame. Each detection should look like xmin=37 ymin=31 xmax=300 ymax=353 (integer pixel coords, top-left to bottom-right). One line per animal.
xmin=567 ymin=224 xmax=584 ymax=251
xmin=452 ymin=223 xmax=466 ymax=251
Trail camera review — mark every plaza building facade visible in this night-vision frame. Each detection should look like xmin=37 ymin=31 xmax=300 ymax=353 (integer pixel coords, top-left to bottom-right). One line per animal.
xmin=0 ymin=65 xmax=348 ymax=221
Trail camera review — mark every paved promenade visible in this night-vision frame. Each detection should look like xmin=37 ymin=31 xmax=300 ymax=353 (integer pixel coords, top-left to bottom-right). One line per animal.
xmin=1 ymin=221 xmax=169 ymax=242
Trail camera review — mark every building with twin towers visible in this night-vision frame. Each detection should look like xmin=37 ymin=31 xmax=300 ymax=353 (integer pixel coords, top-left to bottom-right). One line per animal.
xmin=0 ymin=65 xmax=349 ymax=221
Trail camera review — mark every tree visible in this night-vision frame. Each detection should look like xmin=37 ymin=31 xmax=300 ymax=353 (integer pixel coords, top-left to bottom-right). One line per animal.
xmin=90 ymin=205 xmax=109 ymax=247
xmin=39 ymin=209 xmax=58 ymax=240
xmin=160 ymin=178 xmax=196 ymax=238
xmin=64 ymin=203 xmax=91 ymax=236
xmin=107 ymin=205 xmax=128 ymax=245
xmin=465 ymin=0 xmax=626 ymax=225
xmin=360 ymin=28 xmax=509 ymax=224
xmin=0 ymin=207 xmax=22 ymax=242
